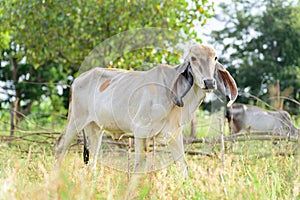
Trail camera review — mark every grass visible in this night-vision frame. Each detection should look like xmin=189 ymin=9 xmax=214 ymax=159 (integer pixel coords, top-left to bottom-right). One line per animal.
xmin=0 ymin=139 xmax=299 ymax=199
xmin=0 ymin=112 xmax=299 ymax=199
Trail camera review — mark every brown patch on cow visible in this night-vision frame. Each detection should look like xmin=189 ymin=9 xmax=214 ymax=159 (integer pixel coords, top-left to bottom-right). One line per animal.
xmin=99 ymin=80 xmax=111 ymax=92
xmin=160 ymin=64 xmax=171 ymax=68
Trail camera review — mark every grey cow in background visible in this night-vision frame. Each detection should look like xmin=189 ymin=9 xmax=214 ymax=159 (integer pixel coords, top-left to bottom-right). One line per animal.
xmin=55 ymin=44 xmax=238 ymax=174
xmin=226 ymin=104 xmax=299 ymax=137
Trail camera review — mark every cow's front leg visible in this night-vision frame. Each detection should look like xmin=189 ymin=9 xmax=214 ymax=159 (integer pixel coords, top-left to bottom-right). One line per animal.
xmin=168 ymin=127 xmax=188 ymax=177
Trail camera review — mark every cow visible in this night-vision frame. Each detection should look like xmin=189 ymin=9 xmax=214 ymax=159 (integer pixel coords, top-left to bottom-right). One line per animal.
xmin=55 ymin=44 xmax=238 ymax=174
xmin=226 ymin=103 xmax=299 ymax=137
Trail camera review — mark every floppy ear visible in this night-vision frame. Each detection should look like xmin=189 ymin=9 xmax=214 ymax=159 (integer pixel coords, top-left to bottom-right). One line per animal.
xmin=172 ymin=62 xmax=194 ymax=107
xmin=214 ymin=62 xmax=238 ymax=107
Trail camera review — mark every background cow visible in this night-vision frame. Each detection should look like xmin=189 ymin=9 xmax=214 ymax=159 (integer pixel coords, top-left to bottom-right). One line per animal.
xmin=226 ymin=103 xmax=299 ymax=137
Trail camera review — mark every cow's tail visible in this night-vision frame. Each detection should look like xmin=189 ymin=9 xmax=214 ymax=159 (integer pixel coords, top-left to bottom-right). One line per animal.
xmin=83 ymin=130 xmax=89 ymax=165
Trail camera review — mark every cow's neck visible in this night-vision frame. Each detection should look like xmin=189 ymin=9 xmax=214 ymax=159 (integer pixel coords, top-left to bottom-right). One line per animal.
xmin=180 ymin=84 xmax=206 ymax=125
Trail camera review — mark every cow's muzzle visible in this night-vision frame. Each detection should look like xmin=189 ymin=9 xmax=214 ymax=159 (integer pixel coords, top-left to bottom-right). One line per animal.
xmin=203 ymin=78 xmax=216 ymax=90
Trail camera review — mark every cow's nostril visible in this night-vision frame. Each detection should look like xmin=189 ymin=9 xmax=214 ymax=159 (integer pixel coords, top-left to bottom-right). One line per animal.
xmin=203 ymin=79 xmax=216 ymax=90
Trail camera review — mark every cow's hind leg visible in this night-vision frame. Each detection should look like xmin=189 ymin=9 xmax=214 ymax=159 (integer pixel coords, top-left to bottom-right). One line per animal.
xmin=83 ymin=122 xmax=104 ymax=168
xmin=55 ymin=118 xmax=86 ymax=164
xmin=134 ymin=137 xmax=147 ymax=173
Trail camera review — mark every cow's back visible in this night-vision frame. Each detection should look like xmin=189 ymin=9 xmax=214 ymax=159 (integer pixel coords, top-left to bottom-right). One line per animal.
xmin=73 ymin=66 xmax=178 ymax=136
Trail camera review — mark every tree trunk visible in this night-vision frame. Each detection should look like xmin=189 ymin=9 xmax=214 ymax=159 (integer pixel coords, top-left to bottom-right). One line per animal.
xmin=10 ymin=97 xmax=19 ymax=137
xmin=10 ymin=100 xmax=15 ymax=137
xmin=9 ymin=55 xmax=20 ymax=136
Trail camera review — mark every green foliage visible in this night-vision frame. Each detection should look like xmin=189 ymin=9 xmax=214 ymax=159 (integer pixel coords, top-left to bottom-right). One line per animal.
xmin=211 ymin=0 xmax=300 ymax=113
xmin=0 ymin=0 xmax=214 ymax=120
xmin=0 ymin=60 xmax=68 ymax=116
xmin=0 ymin=31 xmax=10 ymax=51
xmin=1 ymin=0 xmax=213 ymax=68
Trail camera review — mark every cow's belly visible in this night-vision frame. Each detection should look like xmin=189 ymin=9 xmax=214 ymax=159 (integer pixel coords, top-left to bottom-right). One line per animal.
xmin=244 ymin=114 xmax=283 ymax=132
xmin=94 ymin=108 xmax=132 ymax=133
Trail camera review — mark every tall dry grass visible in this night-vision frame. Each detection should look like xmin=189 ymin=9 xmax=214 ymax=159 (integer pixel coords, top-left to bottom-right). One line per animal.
xmin=0 ymin=140 xmax=299 ymax=199
xmin=0 ymin=110 xmax=299 ymax=199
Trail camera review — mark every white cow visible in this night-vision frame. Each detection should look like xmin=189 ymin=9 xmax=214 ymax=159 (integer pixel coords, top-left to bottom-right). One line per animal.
xmin=226 ymin=103 xmax=299 ymax=137
xmin=55 ymin=44 xmax=238 ymax=173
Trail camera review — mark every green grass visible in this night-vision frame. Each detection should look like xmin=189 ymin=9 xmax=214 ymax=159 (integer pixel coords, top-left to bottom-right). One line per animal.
xmin=0 ymin=112 xmax=299 ymax=199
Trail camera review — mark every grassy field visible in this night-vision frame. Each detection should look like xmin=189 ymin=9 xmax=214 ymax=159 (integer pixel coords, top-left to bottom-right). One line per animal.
xmin=0 ymin=113 xmax=299 ymax=199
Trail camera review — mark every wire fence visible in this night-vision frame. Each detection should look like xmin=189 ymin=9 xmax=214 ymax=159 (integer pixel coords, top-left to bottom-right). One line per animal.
xmin=0 ymin=92 xmax=299 ymax=159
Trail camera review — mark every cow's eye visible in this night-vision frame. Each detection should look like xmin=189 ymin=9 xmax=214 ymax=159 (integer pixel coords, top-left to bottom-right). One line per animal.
xmin=215 ymin=56 xmax=218 ymax=61
xmin=191 ymin=56 xmax=196 ymax=61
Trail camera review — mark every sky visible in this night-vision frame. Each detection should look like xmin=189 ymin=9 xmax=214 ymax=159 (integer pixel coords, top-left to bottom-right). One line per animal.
xmin=196 ymin=0 xmax=225 ymax=50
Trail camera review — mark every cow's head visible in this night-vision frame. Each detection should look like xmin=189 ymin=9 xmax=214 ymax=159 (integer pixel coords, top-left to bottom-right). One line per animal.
xmin=172 ymin=44 xmax=238 ymax=107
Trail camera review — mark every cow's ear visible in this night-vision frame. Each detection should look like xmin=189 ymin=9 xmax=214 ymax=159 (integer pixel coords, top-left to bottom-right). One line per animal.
xmin=172 ymin=62 xmax=194 ymax=107
xmin=214 ymin=62 xmax=238 ymax=107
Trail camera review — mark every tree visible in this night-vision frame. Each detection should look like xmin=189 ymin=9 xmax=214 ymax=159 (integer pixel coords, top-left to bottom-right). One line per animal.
xmin=1 ymin=0 xmax=214 ymax=68
xmin=211 ymin=0 xmax=300 ymax=113
xmin=0 ymin=0 xmax=214 ymax=132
